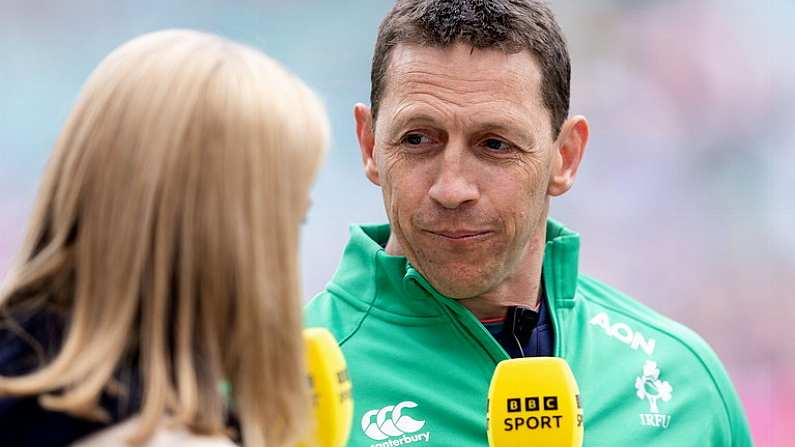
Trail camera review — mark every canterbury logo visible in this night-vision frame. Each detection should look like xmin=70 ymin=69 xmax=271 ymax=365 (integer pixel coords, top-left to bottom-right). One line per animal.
xmin=361 ymin=401 xmax=426 ymax=440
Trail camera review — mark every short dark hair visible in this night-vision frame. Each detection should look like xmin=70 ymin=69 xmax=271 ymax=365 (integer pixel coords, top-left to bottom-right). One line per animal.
xmin=371 ymin=0 xmax=570 ymax=137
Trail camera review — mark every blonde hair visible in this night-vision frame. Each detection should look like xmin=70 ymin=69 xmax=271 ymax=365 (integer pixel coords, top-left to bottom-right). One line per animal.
xmin=0 ymin=30 xmax=328 ymax=446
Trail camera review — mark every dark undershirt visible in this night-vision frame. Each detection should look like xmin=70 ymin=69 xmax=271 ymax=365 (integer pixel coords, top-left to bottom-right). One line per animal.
xmin=480 ymin=294 xmax=554 ymax=358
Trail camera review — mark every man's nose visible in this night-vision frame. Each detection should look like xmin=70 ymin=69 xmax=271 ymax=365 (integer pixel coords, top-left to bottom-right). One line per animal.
xmin=428 ymin=146 xmax=480 ymax=209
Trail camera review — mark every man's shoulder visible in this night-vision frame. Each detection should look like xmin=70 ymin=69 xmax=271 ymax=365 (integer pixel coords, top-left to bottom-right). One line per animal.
xmin=572 ymin=274 xmax=752 ymax=445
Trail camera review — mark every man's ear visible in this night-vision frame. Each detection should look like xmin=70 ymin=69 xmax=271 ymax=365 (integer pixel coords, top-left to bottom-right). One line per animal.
xmin=548 ymin=116 xmax=589 ymax=197
xmin=354 ymin=103 xmax=380 ymax=186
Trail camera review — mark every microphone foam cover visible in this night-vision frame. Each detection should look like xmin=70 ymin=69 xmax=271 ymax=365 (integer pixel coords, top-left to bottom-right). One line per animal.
xmin=487 ymin=357 xmax=583 ymax=447
xmin=298 ymin=328 xmax=354 ymax=447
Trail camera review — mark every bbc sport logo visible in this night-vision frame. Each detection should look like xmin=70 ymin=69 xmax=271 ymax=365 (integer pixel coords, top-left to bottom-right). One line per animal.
xmin=361 ymin=401 xmax=431 ymax=447
xmin=503 ymin=394 xmax=570 ymax=431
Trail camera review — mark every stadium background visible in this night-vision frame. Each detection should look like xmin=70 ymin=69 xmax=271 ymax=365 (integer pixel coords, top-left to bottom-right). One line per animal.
xmin=1 ymin=0 xmax=792 ymax=444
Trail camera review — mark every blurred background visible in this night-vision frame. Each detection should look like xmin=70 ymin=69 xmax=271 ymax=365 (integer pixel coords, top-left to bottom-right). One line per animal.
xmin=1 ymin=0 xmax=792 ymax=444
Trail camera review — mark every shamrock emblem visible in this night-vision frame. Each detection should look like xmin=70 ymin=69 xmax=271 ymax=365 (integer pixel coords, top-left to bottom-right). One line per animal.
xmin=635 ymin=360 xmax=673 ymax=413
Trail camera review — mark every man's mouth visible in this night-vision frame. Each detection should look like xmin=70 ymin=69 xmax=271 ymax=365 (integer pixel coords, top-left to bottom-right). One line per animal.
xmin=423 ymin=229 xmax=493 ymax=241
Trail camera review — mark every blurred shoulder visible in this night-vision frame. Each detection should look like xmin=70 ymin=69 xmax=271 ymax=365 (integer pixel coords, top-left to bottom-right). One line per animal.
xmin=72 ymin=418 xmax=237 ymax=447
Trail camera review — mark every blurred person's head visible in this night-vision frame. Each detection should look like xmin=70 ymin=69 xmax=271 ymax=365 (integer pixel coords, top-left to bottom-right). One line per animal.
xmin=354 ymin=0 xmax=588 ymax=302
xmin=0 ymin=29 xmax=328 ymax=446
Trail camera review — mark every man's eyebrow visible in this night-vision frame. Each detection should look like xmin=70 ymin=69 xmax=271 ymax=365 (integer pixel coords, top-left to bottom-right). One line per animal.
xmin=390 ymin=108 xmax=442 ymax=130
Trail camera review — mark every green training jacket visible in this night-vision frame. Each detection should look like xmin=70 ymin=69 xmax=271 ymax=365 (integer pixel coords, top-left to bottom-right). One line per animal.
xmin=304 ymin=221 xmax=753 ymax=446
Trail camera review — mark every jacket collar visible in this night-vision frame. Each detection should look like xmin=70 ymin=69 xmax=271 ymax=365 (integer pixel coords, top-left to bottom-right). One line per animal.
xmin=542 ymin=218 xmax=581 ymax=308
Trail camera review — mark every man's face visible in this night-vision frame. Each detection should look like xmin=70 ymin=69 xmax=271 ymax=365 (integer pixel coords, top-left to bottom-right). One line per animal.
xmin=363 ymin=43 xmax=564 ymax=299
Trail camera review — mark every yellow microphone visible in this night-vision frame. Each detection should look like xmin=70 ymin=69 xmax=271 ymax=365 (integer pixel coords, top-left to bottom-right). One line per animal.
xmin=297 ymin=328 xmax=354 ymax=447
xmin=487 ymin=357 xmax=584 ymax=447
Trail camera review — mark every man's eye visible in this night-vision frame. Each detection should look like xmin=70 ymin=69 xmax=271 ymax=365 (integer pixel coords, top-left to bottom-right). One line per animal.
xmin=403 ymin=133 xmax=433 ymax=146
xmin=483 ymin=138 xmax=512 ymax=152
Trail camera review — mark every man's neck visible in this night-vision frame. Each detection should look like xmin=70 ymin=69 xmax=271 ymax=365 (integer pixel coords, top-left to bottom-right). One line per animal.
xmin=385 ymin=221 xmax=547 ymax=321
xmin=457 ymin=282 xmax=542 ymax=320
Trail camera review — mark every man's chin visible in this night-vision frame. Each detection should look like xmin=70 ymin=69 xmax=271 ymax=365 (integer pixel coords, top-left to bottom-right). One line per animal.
xmin=405 ymin=246 xmax=503 ymax=298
